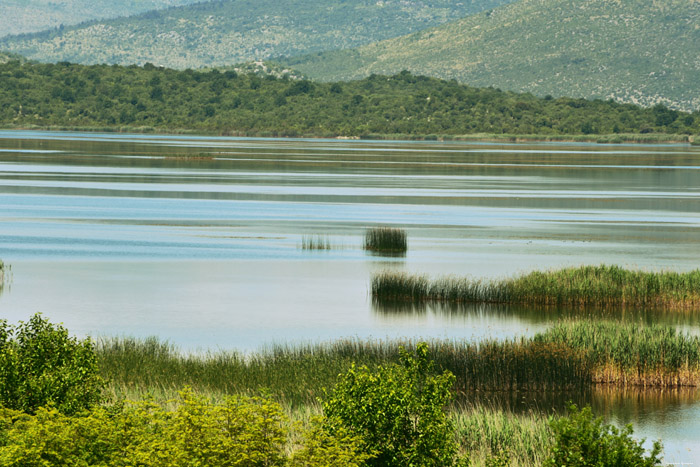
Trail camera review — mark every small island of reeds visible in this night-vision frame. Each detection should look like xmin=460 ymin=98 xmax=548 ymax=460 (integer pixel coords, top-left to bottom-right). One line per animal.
xmin=364 ymin=227 xmax=407 ymax=254
xmin=300 ymin=234 xmax=333 ymax=250
xmin=371 ymin=265 xmax=700 ymax=310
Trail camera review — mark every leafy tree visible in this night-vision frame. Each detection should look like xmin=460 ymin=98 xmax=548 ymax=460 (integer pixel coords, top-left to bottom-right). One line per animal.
xmin=322 ymin=342 xmax=457 ymax=466
xmin=545 ymin=404 xmax=662 ymax=467
xmin=0 ymin=314 xmax=103 ymax=415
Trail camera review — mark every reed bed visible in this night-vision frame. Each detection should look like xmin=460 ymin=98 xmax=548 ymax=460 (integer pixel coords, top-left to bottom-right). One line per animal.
xmin=372 ymin=265 xmax=700 ymax=309
xmin=300 ymin=234 xmax=333 ymax=250
xmin=363 ymin=227 xmax=407 ymax=253
xmin=536 ymin=321 xmax=700 ymax=387
xmin=97 ymin=336 xmax=592 ymax=406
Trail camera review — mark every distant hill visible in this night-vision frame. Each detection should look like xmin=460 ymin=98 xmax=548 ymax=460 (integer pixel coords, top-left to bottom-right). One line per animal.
xmin=1 ymin=61 xmax=697 ymax=138
xmin=0 ymin=0 xmax=514 ymax=69
xmin=285 ymin=0 xmax=700 ymax=111
xmin=0 ymin=0 xmax=200 ymax=37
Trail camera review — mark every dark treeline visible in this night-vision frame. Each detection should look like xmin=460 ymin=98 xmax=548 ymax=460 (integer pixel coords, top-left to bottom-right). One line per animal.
xmin=1 ymin=60 xmax=698 ymax=138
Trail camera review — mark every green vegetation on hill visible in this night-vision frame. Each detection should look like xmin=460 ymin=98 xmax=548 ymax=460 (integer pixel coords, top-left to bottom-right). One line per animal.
xmin=286 ymin=0 xmax=700 ymax=112
xmin=0 ymin=0 xmax=514 ymax=69
xmin=1 ymin=60 xmax=698 ymax=138
xmin=0 ymin=0 xmax=200 ymax=38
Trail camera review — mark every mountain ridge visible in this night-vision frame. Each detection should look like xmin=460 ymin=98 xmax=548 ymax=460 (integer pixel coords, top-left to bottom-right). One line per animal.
xmin=0 ymin=0 xmax=201 ymax=38
xmin=285 ymin=0 xmax=700 ymax=111
xmin=0 ymin=0 xmax=513 ymax=69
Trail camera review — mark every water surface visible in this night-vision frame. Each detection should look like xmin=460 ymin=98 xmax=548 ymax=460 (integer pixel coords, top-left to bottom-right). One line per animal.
xmin=1 ymin=130 xmax=700 ymax=461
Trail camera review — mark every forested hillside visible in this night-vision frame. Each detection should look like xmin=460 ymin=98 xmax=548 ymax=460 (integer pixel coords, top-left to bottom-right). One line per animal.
xmin=0 ymin=0 xmax=513 ymax=68
xmin=286 ymin=0 xmax=700 ymax=111
xmin=1 ymin=60 xmax=697 ymax=138
xmin=0 ymin=0 xmax=200 ymax=37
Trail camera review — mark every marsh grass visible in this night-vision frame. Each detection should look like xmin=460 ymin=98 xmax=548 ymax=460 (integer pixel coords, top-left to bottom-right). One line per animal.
xmin=97 ymin=336 xmax=592 ymax=407
xmin=300 ymin=234 xmax=333 ymax=250
xmin=537 ymin=321 xmax=700 ymax=387
xmin=372 ymin=265 xmax=700 ymax=310
xmin=364 ymin=227 xmax=407 ymax=254
xmin=454 ymin=404 xmax=553 ymax=466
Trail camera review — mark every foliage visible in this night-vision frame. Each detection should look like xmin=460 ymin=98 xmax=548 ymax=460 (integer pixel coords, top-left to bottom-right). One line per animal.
xmin=0 ymin=0 xmax=512 ymax=69
xmin=0 ymin=389 xmax=288 ymax=466
xmin=290 ymin=417 xmax=370 ymax=467
xmin=0 ymin=314 xmax=103 ymax=415
xmin=322 ymin=342 xmax=458 ymax=466
xmin=545 ymin=404 xmax=662 ymax=467
xmin=0 ymin=61 xmax=698 ymax=137
xmin=287 ymin=0 xmax=700 ymax=112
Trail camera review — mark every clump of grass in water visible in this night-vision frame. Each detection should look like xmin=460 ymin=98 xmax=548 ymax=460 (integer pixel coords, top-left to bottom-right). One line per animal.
xmin=300 ymin=234 xmax=333 ymax=250
xmin=364 ymin=227 xmax=407 ymax=254
xmin=0 ymin=260 xmax=9 ymax=292
xmin=372 ymin=265 xmax=700 ymax=310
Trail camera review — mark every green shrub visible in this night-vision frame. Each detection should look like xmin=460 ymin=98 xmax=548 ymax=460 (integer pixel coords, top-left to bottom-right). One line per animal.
xmin=0 ymin=314 xmax=103 ymax=414
xmin=322 ymin=342 xmax=457 ymax=466
xmin=545 ymin=404 xmax=662 ymax=467
xmin=290 ymin=417 xmax=370 ymax=467
xmin=0 ymin=389 xmax=289 ymax=467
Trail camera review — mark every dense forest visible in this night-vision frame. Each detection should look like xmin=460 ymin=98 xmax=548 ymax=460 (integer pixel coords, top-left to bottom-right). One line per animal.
xmin=1 ymin=60 xmax=698 ymax=138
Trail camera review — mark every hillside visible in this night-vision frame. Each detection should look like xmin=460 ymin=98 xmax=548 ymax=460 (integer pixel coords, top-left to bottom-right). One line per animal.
xmin=0 ymin=60 xmax=697 ymax=138
xmin=0 ymin=0 xmax=200 ymax=38
xmin=285 ymin=0 xmax=700 ymax=111
xmin=0 ymin=0 xmax=513 ymax=69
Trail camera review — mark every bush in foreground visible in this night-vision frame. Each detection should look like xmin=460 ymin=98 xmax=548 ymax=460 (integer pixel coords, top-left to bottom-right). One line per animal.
xmin=0 ymin=314 xmax=103 ymax=414
xmin=323 ymin=342 xmax=458 ymax=466
xmin=545 ymin=404 xmax=662 ymax=467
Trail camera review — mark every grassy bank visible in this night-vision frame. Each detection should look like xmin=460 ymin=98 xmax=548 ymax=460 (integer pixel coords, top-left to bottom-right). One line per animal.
xmin=372 ymin=265 xmax=700 ymax=310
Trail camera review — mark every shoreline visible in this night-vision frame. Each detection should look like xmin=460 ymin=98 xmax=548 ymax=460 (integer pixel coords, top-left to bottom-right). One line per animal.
xmin=0 ymin=124 xmax=695 ymax=145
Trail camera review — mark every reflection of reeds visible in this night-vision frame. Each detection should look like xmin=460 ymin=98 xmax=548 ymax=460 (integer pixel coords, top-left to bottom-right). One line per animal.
xmin=372 ymin=265 xmax=700 ymax=310
xmin=300 ymin=235 xmax=333 ymax=250
xmin=364 ymin=227 xmax=407 ymax=254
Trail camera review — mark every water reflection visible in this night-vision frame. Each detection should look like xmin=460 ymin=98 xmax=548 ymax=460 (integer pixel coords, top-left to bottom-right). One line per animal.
xmin=372 ymin=301 xmax=700 ymax=329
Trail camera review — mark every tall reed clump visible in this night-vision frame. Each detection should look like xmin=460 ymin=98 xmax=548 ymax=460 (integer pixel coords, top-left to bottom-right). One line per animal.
xmin=364 ymin=227 xmax=407 ymax=254
xmin=536 ymin=321 xmax=700 ymax=387
xmin=372 ymin=265 xmax=700 ymax=310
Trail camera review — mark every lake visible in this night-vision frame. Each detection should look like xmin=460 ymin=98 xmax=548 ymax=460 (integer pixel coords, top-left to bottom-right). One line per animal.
xmin=1 ymin=130 xmax=699 ymax=462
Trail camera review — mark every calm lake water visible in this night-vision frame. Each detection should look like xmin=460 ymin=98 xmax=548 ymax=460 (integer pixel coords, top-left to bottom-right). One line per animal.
xmin=1 ymin=130 xmax=700 ymax=462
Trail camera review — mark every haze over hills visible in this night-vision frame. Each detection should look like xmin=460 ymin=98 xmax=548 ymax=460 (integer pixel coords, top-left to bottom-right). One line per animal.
xmin=285 ymin=0 xmax=700 ymax=111
xmin=0 ymin=0 xmax=201 ymax=38
xmin=0 ymin=0 xmax=514 ymax=69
